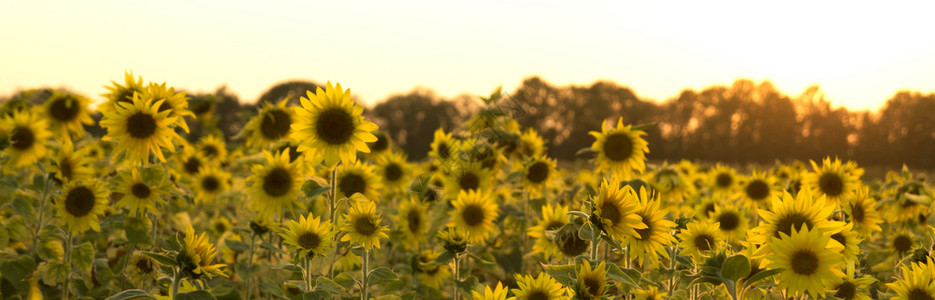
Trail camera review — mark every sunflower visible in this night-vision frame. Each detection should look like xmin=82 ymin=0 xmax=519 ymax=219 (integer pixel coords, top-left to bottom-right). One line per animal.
xmin=473 ymin=281 xmax=514 ymax=300
xmin=887 ymin=258 xmax=935 ymax=300
xmin=633 ymin=285 xmax=666 ymax=300
xmin=249 ymin=150 xmax=303 ymax=219
xmin=280 ymin=213 xmax=334 ymax=258
xmin=591 ymin=179 xmax=646 ymax=242
xmin=243 ymin=97 xmax=295 ymax=148
xmin=448 ymin=189 xmax=499 ymax=243
xmin=396 ymin=196 xmax=428 ymax=248
xmin=625 ymin=187 xmax=678 ymax=267
xmin=511 ymin=273 xmax=568 ymax=300
xmin=749 ymin=189 xmax=843 ymax=248
xmin=366 ymin=131 xmax=392 ymax=157
xmin=708 ymin=164 xmax=739 ymax=197
xmin=843 ymin=186 xmax=882 ymax=235
xmin=738 ymin=171 xmax=780 ymax=210
xmin=178 ymin=225 xmax=227 ymax=279
xmin=196 ymin=135 xmax=228 ymax=162
xmin=55 ymin=179 xmax=109 ymax=234
xmin=589 ymin=117 xmax=649 ymax=179
xmin=0 ymin=109 xmax=51 ymax=169
xmin=100 ymin=71 xmax=145 ymax=113
xmin=291 ymin=81 xmax=379 ymax=167
xmin=414 ymin=249 xmax=451 ymax=289
xmin=444 ymin=161 xmax=492 ymax=200
xmin=767 ymin=225 xmax=844 ymax=299
xmin=517 ymin=128 xmax=546 ymax=160
xmin=340 ymin=197 xmax=390 ymax=250
xmin=42 ymin=90 xmax=94 ymax=139
xmin=437 ymin=226 xmax=471 ymax=254
xmin=429 ymin=128 xmax=456 ymax=162
xmin=100 ymin=95 xmax=181 ymax=165
xmin=529 ymin=203 xmax=570 ymax=260
xmin=374 ymin=151 xmax=413 ymax=193
xmin=141 ymin=81 xmax=194 ymax=132
xmin=334 ymin=163 xmax=382 ymax=201
xmin=890 ymin=231 xmax=915 ymax=256
xmin=51 ymin=139 xmax=93 ymax=183
xmin=192 ymin=165 xmax=230 ymax=205
xmin=707 ymin=205 xmax=749 ymax=242
xmin=522 ymin=155 xmax=557 ymax=198
xmin=116 ymin=168 xmax=166 ymax=215
xmin=830 ymin=222 xmax=862 ymax=262
xmin=808 ymin=158 xmax=863 ymax=205
xmin=127 ymin=252 xmax=161 ymax=286
xmin=576 ymin=260 xmax=607 ymax=300
xmin=649 ymin=165 xmax=696 ymax=205
xmin=678 ymin=219 xmax=723 ymax=259
xmin=827 ymin=262 xmax=875 ymax=300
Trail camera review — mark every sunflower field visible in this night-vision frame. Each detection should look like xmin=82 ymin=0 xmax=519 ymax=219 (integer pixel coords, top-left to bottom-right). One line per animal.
xmin=1 ymin=74 xmax=934 ymax=300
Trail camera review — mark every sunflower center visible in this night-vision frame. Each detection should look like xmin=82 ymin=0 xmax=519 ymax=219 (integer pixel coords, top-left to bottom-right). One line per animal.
xmin=894 ymin=235 xmax=913 ymax=253
xmin=774 ymin=213 xmax=813 ymax=238
xmin=184 ymin=158 xmax=201 ymax=175
xmin=49 ymin=97 xmax=80 ymax=122
xmin=603 ymin=133 xmax=633 ymax=161
xmin=909 ymin=288 xmax=935 ymax=300
xmin=694 ymin=233 xmax=715 ymax=251
xmin=526 ymin=162 xmax=549 ymax=184
xmin=789 ymin=249 xmax=819 ymax=275
xmin=745 ymin=180 xmax=770 ymax=200
xmin=831 ymin=232 xmax=846 ymax=247
xmin=600 ymin=201 xmax=621 ymax=225
xmin=354 ymin=217 xmax=377 ymax=236
xmin=703 ymin=203 xmax=716 ymax=217
xmin=462 ymin=204 xmax=485 ymax=226
xmin=635 ymin=214 xmax=653 ymax=240
xmin=438 ymin=142 xmax=450 ymax=159
xmin=527 ymin=290 xmax=549 ymax=300
xmin=10 ymin=126 xmax=35 ymax=150
xmin=214 ymin=222 xmax=227 ymax=233
xmin=202 ymin=145 xmax=219 ymax=158
xmin=65 ymin=186 xmax=96 ymax=217
xmin=717 ymin=212 xmax=740 ymax=231
xmin=546 ymin=221 xmax=565 ymax=231
xmin=584 ymin=276 xmax=602 ymax=296
xmin=297 ymin=232 xmax=320 ymax=250
xmin=458 ymin=172 xmax=479 ymax=191
xmin=201 ymin=176 xmax=220 ymax=192
xmin=339 ymin=173 xmax=366 ymax=198
xmin=126 ymin=112 xmax=157 ymax=138
xmin=370 ymin=133 xmax=388 ymax=152
xmin=819 ymin=172 xmax=845 ymax=197
xmin=131 ymin=183 xmax=151 ymax=199
xmin=834 ymin=281 xmax=856 ymax=300
xmin=850 ymin=202 xmax=865 ymax=223
xmin=407 ymin=209 xmax=422 ymax=233
xmin=315 ymin=108 xmax=355 ymax=145
xmin=263 ymin=167 xmax=292 ymax=197
xmin=59 ymin=158 xmax=73 ymax=180
xmin=716 ymin=173 xmax=733 ymax=188
xmin=135 ymin=258 xmax=153 ymax=273
xmin=384 ymin=163 xmax=402 ymax=181
xmin=260 ymin=109 xmax=292 ymax=140
xmin=555 ymin=225 xmax=589 ymax=257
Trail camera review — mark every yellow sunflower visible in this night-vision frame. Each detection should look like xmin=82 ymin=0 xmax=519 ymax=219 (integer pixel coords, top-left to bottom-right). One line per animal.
xmin=576 ymin=260 xmax=607 ymax=300
xmin=591 ymin=179 xmax=646 ymax=242
xmin=473 ymin=281 xmax=514 ymax=300
xmin=141 ymin=81 xmax=194 ymax=132
xmin=340 ymin=197 xmax=390 ymax=250
xmin=100 ymin=71 xmax=145 ymax=113
xmin=55 ymin=179 xmax=109 ymax=234
xmin=807 ymin=157 xmax=863 ymax=205
xmin=127 ymin=252 xmax=161 ymax=286
xmin=766 ymin=225 xmax=844 ymax=299
xmin=291 ymin=81 xmax=378 ymax=167
xmin=887 ymin=258 xmax=935 ymax=300
xmin=429 ymin=128 xmax=456 ymax=162
xmin=626 ymin=187 xmax=678 ymax=267
xmin=178 ymin=225 xmax=227 ymax=279
xmin=116 ymin=168 xmax=166 ymax=215
xmin=749 ymin=189 xmax=843 ymax=248
xmin=0 ymin=109 xmax=51 ymax=169
xmin=517 ymin=127 xmax=546 ymax=160
xmin=890 ymin=231 xmax=915 ymax=256
xmin=243 ymin=97 xmax=295 ymax=148
xmin=707 ymin=204 xmax=749 ymax=242
xmin=443 ymin=161 xmax=492 ymax=200
xmin=366 ymin=131 xmax=392 ymax=158
xmin=648 ymin=165 xmax=696 ymax=205
xmin=843 ymin=186 xmax=882 ymax=236
xmin=677 ymin=219 xmax=723 ymax=259
xmin=395 ymin=196 xmax=428 ymax=248
xmin=827 ymin=261 xmax=875 ymax=300
xmin=100 ymin=95 xmax=180 ymax=165
xmin=414 ymin=249 xmax=451 ymax=289
xmin=529 ymin=203 xmax=570 ymax=260
xmin=280 ymin=213 xmax=334 ymax=258
xmin=512 ymin=273 xmax=569 ymax=300
xmin=633 ymin=285 xmax=667 ymax=300
xmin=829 ymin=222 xmax=862 ymax=262
xmin=374 ymin=151 xmax=413 ymax=193
xmin=448 ymin=189 xmax=499 ymax=243
xmin=249 ymin=150 xmax=303 ymax=219
xmin=42 ymin=90 xmax=94 ymax=139
xmin=196 ymin=135 xmax=228 ymax=162
xmin=522 ymin=155 xmax=557 ymax=198
xmin=437 ymin=226 xmax=471 ymax=254
xmin=709 ymin=164 xmax=739 ymax=197
xmin=334 ymin=163 xmax=382 ymax=201
xmin=589 ymin=117 xmax=649 ymax=179
xmin=192 ymin=165 xmax=230 ymax=205
xmin=51 ymin=139 xmax=93 ymax=183
xmin=738 ymin=171 xmax=781 ymax=210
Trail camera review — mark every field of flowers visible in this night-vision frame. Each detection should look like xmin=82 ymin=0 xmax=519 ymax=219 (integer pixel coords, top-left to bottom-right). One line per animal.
xmin=1 ymin=74 xmax=933 ymax=300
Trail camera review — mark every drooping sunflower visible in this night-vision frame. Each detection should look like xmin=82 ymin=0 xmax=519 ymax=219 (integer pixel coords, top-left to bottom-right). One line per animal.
xmin=51 ymin=139 xmax=93 ymax=183
xmin=749 ymin=189 xmax=843 ymax=248
xmin=291 ymin=81 xmax=379 ymax=167
xmin=413 ymin=249 xmax=451 ymax=289
xmin=511 ymin=273 xmax=569 ymax=300
xmin=448 ymin=189 xmax=499 ymax=243
xmin=591 ymin=179 xmax=646 ymax=242
xmin=280 ymin=213 xmax=334 ymax=258
xmin=42 ymin=90 xmax=94 ymax=139
xmin=633 ymin=285 xmax=667 ymax=300
xmin=334 ymin=163 xmax=382 ymax=201
xmin=340 ymin=197 xmax=390 ymax=250
xmin=100 ymin=71 xmax=145 ymax=113
xmin=472 ymin=281 xmax=514 ymax=300
xmin=576 ymin=260 xmax=607 ymax=300
xmin=243 ymin=97 xmax=295 ymax=148
xmin=443 ymin=161 xmax=492 ymax=201
xmin=677 ymin=219 xmax=723 ymax=259
xmin=827 ymin=262 xmax=875 ymax=300
xmin=100 ymin=95 xmax=181 ymax=165
xmin=708 ymin=164 xmax=739 ymax=197
xmin=589 ymin=117 xmax=649 ymax=179
xmin=767 ymin=225 xmax=844 ymax=299
xmin=374 ymin=151 xmax=413 ymax=193
xmin=178 ymin=225 xmax=227 ymax=279
xmin=738 ymin=171 xmax=781 ymax=210
xmin=522 ymin=155 xmax=557 ymax=198
xmin=249 ymin=150 xmax=303 ymax=219
xmin=887 ymin=258 xmax=935 ymax=300
xmin=196 ymin=135 xmax=228 ymax=162
xmin=126 ymin=252 xmax=161 ymax=286
xmin=141 ymin=81 xmax=194 ymax=132
xmin=56 ymin=179 xmax=109 ymax=234
xmin=529 ymin=203 xmax=570 ymax=260
xmin=437 ymin=226 xmax=471 ymax=254
xmin=0 ymin=109 xmax=51 ymax=169
xmin=116 ymin=168 xmax=167 ymax=216
xmin=707 ymin=205 xmax=749 ymax=242
xmin=395 ymin=196 xmax=428 ymax=248
xmin=625 ymin=187 xmax=678 ymax=267
xmin=807 ymin=157 xmax=863 ymax=205
xmin=192 ymin=165 xmax=230 ymax=205
xmin=429 ymin=128 xmax=456 ymax=162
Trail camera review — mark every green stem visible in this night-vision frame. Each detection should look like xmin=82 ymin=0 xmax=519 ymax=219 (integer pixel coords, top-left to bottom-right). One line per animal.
xmin=151 ymin=211 xmax=160 ymax=250
xmin=171 ymin=268 xmax=183 ymax=300
xmin=522 ymin=192 xmax=530 ymax=272
xmin=329 ymin=165 xmax=338 ymax=280
xmin=62 ymin=230 xmax=72 ymax=299
xmin=31 ymin=173 xmax=51 ymax=258
xmin=243 ymin=234 xmax=257 ymax=297
xmin=453 ymin=254 xmax=461 ymax=300
xmin=305 ymin=256 xmax=313 ymax=293
xmin=362 ymin=248 xmax=370 ymax=300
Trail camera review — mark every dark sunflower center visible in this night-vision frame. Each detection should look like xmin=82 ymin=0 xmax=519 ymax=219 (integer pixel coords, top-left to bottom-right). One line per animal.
xmin=600 ymin=201 xmax=621 ymax=225
xmin=546 ymin=221 xmax=565 ymax=231
xmin=339 ymin=173 xmax=366 ymax=198
xmin=263 ymin=168 xmax=292 ymax=197
xmin=694 ymin=234 xmax=715 ymax=251
xmin=135 ymin=258 xmax=153 ymax=273
xmin=354 ymin=217 xmax=377 ymax=236
xmin=834 ymin=281 xmax=856 ymax=300
xmin=298 ymin=232 xmax=320 ymax=250
xmin=11 ymin=126 xmax=35 ymax=150
xmin=555 ymin=225 xmax=589 ymax=257
xmin=315 ymin=108 xmax=355 ymax=145
xmin=384 ymin=163 xmax=402 ymax=181
xmin=850 ymin=202 xmax=865 ymax=223
xmin=126 ymin=112 xmax=157 ymax=138
xmin=370 ymin=133 xmax=388 ymax=152
xmin=635 ymin=214 xmax=652 ymax=240
xmin=831 ymin=232 xmax=846 ymax=247
xmin=717 ymin=212 xmax=740 ymax=231
xmin=819 ymin=172 xmax=845 ymax=197
xmin=65 ymin=186 xmax=96 ymax=217
xmin=745 ymin=180 xmax=770 ymax=200
xmin=603 ymin=133 xmax=633 ymax=161
xmin=406 ymin=209 xmax=422 ymax=233
xmin=790 ymin=249 xmax=819 ymax=275
xmin=260 ymin=109 xmax=292 ymax=140
xmin=526 ymin=162 xmax=549 ymax=184
xmin=458 ymin=172 xmax=479 ymax=191
xmin=716 ymin=173 xmax=733 ymax=188
xmin=438 ymin=142 xmax=450 ymax=159
xmin=201 ymin=176 xmax=220 ymax=192
xmin=49 ymin=97 xmax=81 ymax=122
xmin=214 ymin=222 xmax=227 ymax=233
xmin=909 ymin=288 xmax=935 ymax=300
xmin=584 ymin=276 xmax=602 ymax=296
xmin=184 ymin=158 xmax=201 ymax=175
xmin=462 ymin=204 xmax=485 ymax=226
xmin=703 ymin=203 xmax=716 ymax=217
xmin=59 ymin=158 xmax=73 ymax=180
xmin=131 ymin=183 xmax=151 ymax=199
xmin=774 ymin=213 xmax=813 ymax=238
xmin=528 ymin=290 xmax=550 ymax=300
xmin=202 ymin=145 xmax=219 ymax=158
xmin=894 ymin=235 xmax=913 ymax=253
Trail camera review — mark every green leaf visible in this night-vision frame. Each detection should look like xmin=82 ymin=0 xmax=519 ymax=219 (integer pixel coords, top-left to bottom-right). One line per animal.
xmin=632 ymin=122 xmax=656 ymax=131
xmin=294 ymin=291 xmax=330 ymax=300
xmin=272 ymin=263 xmax=303 ymax=273
xmin=124 ymin=215 xmax=153 ymax=247
xmin=578 ymin=221 xmax=595 ymax=241
xmin=742 ymin=268 xmax=784 ymax=289
xmin=435 ymin=251 xmax=456 ymax=264
xmin=176 ymin=290 xmax=216 ymax=300
xmin=105 ymin=289 xmax=158 ymax=300
xmin=38 ymin=260 xmax=68 ymax=285
xmin=368 ymin=266 xmax=399 ymax=286
xmin=566 ymin=211 xmax=590 ymax=220
xmin=226 ymin=240 xmax=249 ymax=252
xmin=721 ymin=255 xmax=751 ymax=282
xmin=139 ymin=166 xmax=167 ymax=186
xmin=72 ymin=241 xmax=95 ymax=275
xmin=315 ymin=277 xmax=347 ymax=295
xmin=468 ymin=253 xmax=496 ymax=266
xmin=455 ymin=275 xmax=479 ymax=298
xmin=140 ymin=251 xmax=176 ymax=266
xmin=0 ymin=255 xmax=37 ymax=283
xmin=334 ymin=272 xmax=357 ymax=290
xmin=11 ymin=195 xmax=37 ymax=223
xmin=605 ymin=263 xmax=640 ymax=291
xmin=261 ymin=242 xmax=286 ymax=254
xmin=301 ymin=180 xmax=331 ymax=199
xmin=542 ymin=264 xmax=577 ymax=287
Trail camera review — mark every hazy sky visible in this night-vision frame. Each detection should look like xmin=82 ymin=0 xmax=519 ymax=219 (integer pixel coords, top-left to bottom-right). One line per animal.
xmin=2 ymin=1 xmax=934 ymax=111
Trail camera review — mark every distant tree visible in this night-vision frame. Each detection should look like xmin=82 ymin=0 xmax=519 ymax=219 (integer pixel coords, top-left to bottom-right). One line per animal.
xmin=369 ymin=89 xmax=479 ymax=160
xmin=256 ymin=80 xmax=322 ymax=107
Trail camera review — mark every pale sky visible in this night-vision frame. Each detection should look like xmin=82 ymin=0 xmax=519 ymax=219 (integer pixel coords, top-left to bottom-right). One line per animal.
xmin=2 ymin=1 xmax=934 ymax=111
